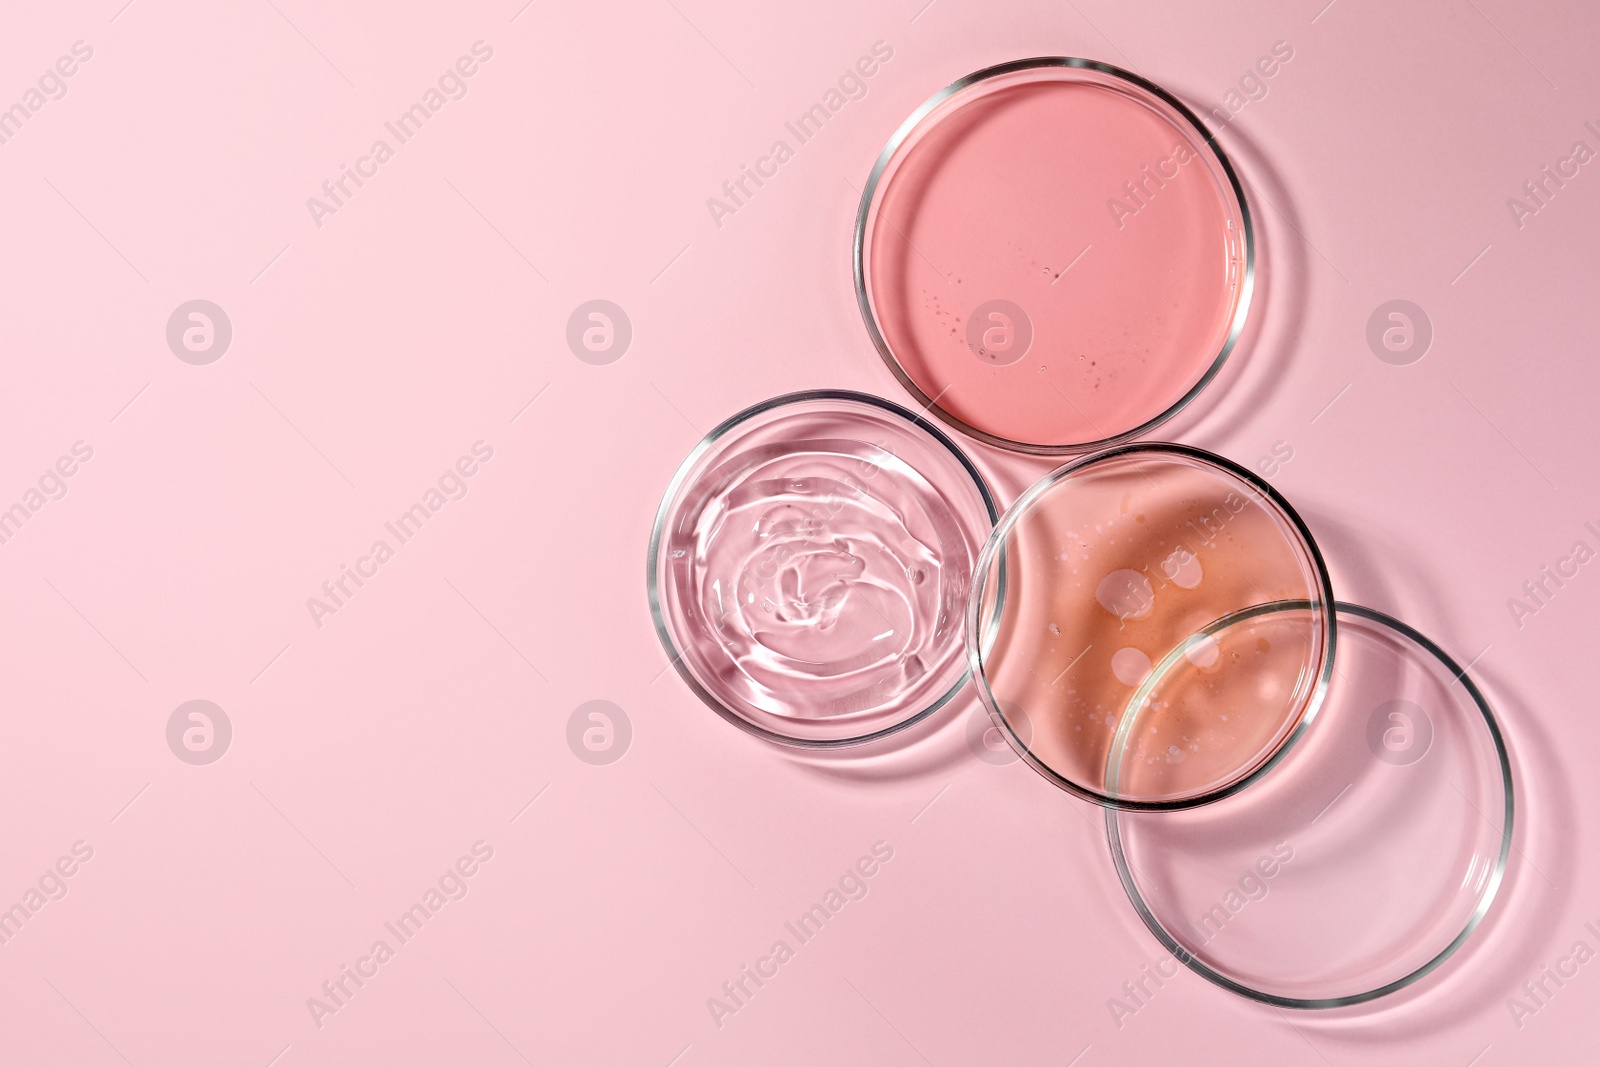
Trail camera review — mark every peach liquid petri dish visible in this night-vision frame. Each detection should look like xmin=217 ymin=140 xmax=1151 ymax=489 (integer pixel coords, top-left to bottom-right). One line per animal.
xmin=650 ymin=391 xmax=997 ymax=746
xmin=856 ymin=59 xmax=1251 ymax=453
xmin=966 ymin=444 xmax=1333 ymax=808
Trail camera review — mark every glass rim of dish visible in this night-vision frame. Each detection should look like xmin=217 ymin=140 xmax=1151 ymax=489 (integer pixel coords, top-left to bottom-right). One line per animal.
xmin=1104 ymin=600 xmax=1515 ymax=1008
xmin=963 ymin=441 xmax=1336 ymax=810
xmin=647 ymin=388 xmax=1001 ymax=748
xmin=852 ymin=55 xmax=1257 ymax=456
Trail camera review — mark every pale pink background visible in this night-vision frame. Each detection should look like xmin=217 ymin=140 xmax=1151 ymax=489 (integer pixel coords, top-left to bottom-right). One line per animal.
xmin=0 ymin=0 xmax=1595 ymax=1064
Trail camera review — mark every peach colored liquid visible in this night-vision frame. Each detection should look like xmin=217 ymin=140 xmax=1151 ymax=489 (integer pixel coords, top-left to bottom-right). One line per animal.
xmin=866 ymin=72 xmax=1245 ymax=449
xmin=977 ymin=452 xmax=1327 ymax=804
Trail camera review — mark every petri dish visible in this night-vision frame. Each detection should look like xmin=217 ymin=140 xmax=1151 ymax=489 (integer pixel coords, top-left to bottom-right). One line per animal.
xmin=1106 ymin=602 xmax=1514 ymax=1007
xmin=649 ymin=390 xmax=997 ymax=746
xmin=965 ymin=443 xmax=1333 ymax=808
xmin=855 ymin=58 xmax=1252 ymax=454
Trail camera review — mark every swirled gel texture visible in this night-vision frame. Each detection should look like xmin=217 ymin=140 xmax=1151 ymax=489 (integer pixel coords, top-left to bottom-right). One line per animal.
xmin=861 ymin=63 xmax=1248 ymax=451
xmin=655 ymin=395 xmax=993 ymax=744
xmin=971 ymin=447 xmax=1330 ymax=805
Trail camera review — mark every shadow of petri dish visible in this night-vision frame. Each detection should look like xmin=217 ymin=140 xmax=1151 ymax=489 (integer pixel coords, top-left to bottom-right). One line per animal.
xmin=1105 ymin=602 xmax=1513 ymax=1008
xmin=856 ymin=58 xmax=1252 ymax=455
xmin=649 ymin=390 xmax=998 ymax=747
xmin=966 ymin=443 xmax=1333 ymax=809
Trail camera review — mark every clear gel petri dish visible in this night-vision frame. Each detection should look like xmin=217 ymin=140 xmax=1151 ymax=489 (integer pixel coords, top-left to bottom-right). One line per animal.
xmin=965 ymin=443 xmax=1333 ymax=808
xmin=649 ymin=390 xmax=997 ymax=746
xmin=1106 ymin=602 xmax=1514 ymax=1007
xmin=855 ymin=58 xmax=1252 ymax=454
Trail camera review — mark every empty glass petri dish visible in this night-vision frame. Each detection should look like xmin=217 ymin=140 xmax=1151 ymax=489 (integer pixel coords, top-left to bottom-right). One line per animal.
xmin=965 ymin=443 xmax=1333 ymax=808
xmin=855 ymin=58 xmax=1252 ymax=454
xmin=649 ymin=390 xmax=997 ymax=746
xmin=1105 ymin=602 xmax=1514 ymax=1007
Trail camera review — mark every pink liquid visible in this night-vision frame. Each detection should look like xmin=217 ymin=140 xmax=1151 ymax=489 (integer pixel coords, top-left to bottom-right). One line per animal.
xmin=657 ymin=398 xmax=992 ymax=743
xmin=865 ymin=69 xmax=1246 ymax=449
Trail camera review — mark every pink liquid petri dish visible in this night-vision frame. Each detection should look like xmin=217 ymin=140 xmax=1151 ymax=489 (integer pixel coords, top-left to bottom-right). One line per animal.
xmin=649 ymin=391 xmax=997 ymax=746
xmin=966 ymin=444 xmax=1333 ymax=808
xmin=856 ymin=59 xmax=1252 ymax=454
